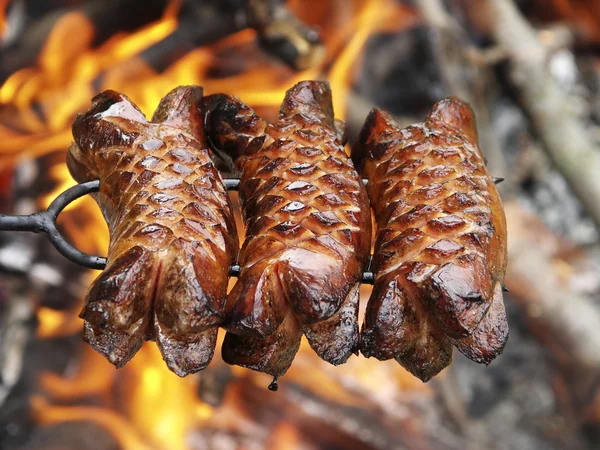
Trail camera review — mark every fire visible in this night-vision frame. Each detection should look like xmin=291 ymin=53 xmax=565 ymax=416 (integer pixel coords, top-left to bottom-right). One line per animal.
xmin=124 ymin=345 xmax=202 ymax=450
xmin=31 ymin=396 xmax=154 ymax=450
xmin=328 ymin=0 xmax=417 ymax=117
xmin=0 ymin=1 xmax=425 ymax=449
xmin=36 ymin=343 xmax=205 ymax=450
xmin=36 ymin=306 xmax=82 ymax=339
xmin=0 ymin=0 xmax=9 ymax=39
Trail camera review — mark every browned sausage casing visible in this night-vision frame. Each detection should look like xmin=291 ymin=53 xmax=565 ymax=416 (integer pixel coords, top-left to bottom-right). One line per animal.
xmin=67 ymin=86 xmax=238 ymax=376
xmin=205 ymin=81 xmax=371 ymax=377
xmin=352 ymin=98 xmax=508 ymax=382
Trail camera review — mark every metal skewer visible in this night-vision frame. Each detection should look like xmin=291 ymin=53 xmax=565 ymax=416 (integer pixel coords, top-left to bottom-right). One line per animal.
xmin=0 ymin=176 xmax=505 ymax=279
xmin=0 ymin=180 xmax=105 ymax=270
xmin=0 ymin=179 xmax=377 ymax=283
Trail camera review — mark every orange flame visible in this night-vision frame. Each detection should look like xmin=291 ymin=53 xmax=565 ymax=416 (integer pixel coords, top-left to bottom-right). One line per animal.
xmin=1 ymin=1 xmax=424 ymax=449
xmin=0 ymin=0 xmax=9 ymax=39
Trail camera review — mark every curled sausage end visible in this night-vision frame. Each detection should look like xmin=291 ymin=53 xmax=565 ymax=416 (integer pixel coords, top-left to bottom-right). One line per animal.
xmin=155 ymin=325 xmax=218 ymax=377
xmin=80 ymin=246 xmax=157 ymax=368
xmin=302 ymin=283 xmax=360 ymax=365
xmin=427 ymin=96 xmax=479 ymax=145
xmin=452 ymin=282 xmax=509 ymax=365
xmin=360 ymin=275 xmax=453 ymax=381
xmin=222 ymin=313 xmax=302 ymax=378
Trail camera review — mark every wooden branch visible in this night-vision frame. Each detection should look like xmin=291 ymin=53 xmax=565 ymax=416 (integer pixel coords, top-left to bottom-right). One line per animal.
xmin=505 ymin=202 xmax=600 ymax=375
xmin=484 ymin=0 xmax=600 ymax=229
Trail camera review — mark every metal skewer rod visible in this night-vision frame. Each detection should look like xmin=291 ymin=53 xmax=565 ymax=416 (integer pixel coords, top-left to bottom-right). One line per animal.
xmin=0 ymin=180 xmax=105 ymax=269
xmin=0 ymin=179 xmax=378 ymax=283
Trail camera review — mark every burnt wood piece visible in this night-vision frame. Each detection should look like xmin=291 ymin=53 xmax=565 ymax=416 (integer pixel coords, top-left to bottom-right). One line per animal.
xmin=0 ymin=0 xmax=168 ymax=81
xmin=147 ymin=0 xmax=324 ymax=71
xmin=246 ymin=0 xmax=325 ymax=70
xmin=205 ymin=81 xmax=371 ymax=377
xmin=67 ymin=86 xmax=238 ymax=376
xmin=352 ymin=97 xmax=508 ymax=381
xmin=1 ymin=0 xmax=323 ymax=82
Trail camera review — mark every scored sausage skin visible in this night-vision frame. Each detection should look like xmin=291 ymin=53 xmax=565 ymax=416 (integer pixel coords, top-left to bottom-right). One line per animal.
xmin=205 ymin=81 xmax=371 ymax=377
xmin=67 ymin=86 xmax=238 ymax=376
xmin=352 ymin=97 xmax=508 ymax=382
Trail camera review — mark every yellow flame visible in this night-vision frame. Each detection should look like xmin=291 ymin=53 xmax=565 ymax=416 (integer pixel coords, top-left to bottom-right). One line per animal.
xmin=37 ymin=343 xmax=209 ymax=450
xmin=123 ymin=345 xmax=204 ymax=450
xmin=31 ymin=396 xmax=153 ymax=450
xmin=329 ymin=0 xmax=417 ymax=117
xmin=1 ymin=1 xmax=421 ymax=449
xmin=40 ymin=346 xmax=115 ymax=399
xmin=36 ymin=306 xmax=82 ymax=339
xmin=0 ymin=0 xmax=9 ymax=38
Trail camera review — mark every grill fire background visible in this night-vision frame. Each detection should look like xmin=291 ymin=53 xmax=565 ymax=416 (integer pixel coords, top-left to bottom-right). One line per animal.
xmin=1 ymin=0 xmax=600 ymax=449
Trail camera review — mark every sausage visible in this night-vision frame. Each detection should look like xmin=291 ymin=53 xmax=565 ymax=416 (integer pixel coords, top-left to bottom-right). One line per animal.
xmin=205 ymin=81 xmax=371 ymax=378
xmin=67 ymin=86 xmax=238 ymax=376
xmin=352 ymin=97 xmax=508 ymax=381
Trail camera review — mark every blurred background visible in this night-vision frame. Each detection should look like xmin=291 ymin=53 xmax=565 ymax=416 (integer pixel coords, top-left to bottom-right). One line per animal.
xmin=1 ymin=0 xmax=600 ymax=449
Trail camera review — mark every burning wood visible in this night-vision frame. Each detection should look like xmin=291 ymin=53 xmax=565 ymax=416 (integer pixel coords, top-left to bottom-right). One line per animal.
xmin=483 ymin=0 xmax=600 ymax=230
xmin=505 ymin=202 xmax=600 ymax=375
xmin=0 ymin=0 xmax=325 ymax=80
xmin=247 ymin=0 xmax=325 ymax=70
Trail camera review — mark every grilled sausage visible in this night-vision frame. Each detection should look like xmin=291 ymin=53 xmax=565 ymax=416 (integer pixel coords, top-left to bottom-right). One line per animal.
xmin=352 ymin=97 xmax=508 ymax=381
xmin=205 ymin=81 xmax=371 ymax=377
xmin=67 ymin=86 xmax=238 ymax=376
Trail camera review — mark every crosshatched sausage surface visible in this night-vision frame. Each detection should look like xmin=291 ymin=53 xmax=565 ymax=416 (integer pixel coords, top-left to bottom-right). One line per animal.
xmin=68 ymin=82 xmax=508 ymax=382
xmin=67 ymin=86 xmax=238 ymax=376
xmin=352 ymin=97 xmax=508 ymax=381
xmin=206 ymin=81 xmax=371 ymax=377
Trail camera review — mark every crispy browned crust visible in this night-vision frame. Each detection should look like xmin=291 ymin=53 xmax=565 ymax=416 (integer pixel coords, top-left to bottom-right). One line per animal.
xmin=352 ymin=97 xmax=508 ymax=382
xmin=205 ymin=81 xmax=371 ymax=377
xmin=68 ymin=86 xmax=238 ymax=376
